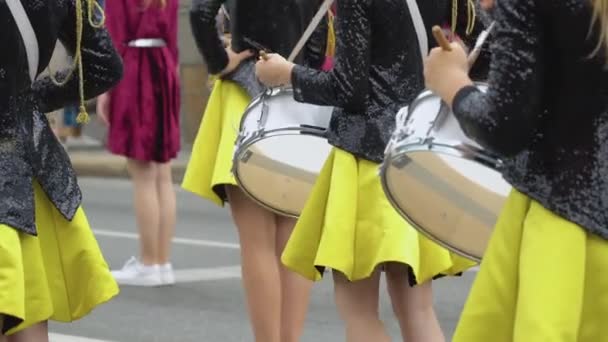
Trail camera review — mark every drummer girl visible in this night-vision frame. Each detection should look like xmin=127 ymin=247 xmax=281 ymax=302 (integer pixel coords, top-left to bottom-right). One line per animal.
xmin=255 ymin=0 xmax=482 ymax=340
xmin=182 ymin=0 xmax=328 ymax=341
xmin=424 ymin=0 xmax=608 ymax=340
xmin=0 ymin=0 xmax=121 ymax=338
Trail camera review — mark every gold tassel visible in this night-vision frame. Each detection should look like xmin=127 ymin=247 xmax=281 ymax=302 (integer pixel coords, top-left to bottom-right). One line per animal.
xmin=77 ymin=105 xmax=90 ymax=124
xmin=451 ymin=0 xmax=477 ymax=37
xmin=325 ymin=11 xmax=336 ymax=58
xmin=47 ymin=0 xmax=106 ymax=125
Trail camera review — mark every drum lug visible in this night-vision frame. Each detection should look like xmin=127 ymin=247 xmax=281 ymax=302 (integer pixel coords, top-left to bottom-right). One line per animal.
xmin=240 ymin=149 xmax=253 ymax=163
xmin=391 ymin=154 xmax=412 ymax=169
xmin=256 ymin=90 xmax=272 ymax=130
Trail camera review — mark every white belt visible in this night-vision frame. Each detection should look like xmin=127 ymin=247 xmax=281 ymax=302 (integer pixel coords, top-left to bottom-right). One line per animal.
xmin=127 ymin=38 xmax=166 ymax=48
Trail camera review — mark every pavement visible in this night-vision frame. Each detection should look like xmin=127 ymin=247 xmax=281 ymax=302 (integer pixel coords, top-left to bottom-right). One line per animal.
xmin=46 ymin=177 xmax=478 ymax=342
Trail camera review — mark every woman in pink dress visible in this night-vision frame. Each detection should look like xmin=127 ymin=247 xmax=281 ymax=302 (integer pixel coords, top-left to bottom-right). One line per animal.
xmin=97 ymin=0 xmax=181 ymax=287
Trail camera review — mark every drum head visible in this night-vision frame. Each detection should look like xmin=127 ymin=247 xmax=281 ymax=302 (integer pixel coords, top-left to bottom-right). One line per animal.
xmin=383 ymin=149 xmax=512 ymax=261
xmin=235 ymin=133 xmax=332 ymax=217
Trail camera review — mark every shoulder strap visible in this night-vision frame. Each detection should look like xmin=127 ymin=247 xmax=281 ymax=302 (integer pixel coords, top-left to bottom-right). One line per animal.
xmin=287 ymin=0 xmax=335 ymax=63
xmin=6 ymin=0 xmax=39 ymax=82
xmin=404 ymin=0 xmax=428 ymax=62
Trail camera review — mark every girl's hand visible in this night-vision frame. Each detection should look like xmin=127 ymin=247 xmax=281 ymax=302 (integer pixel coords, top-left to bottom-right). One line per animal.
xmin=220 ymin=47 xmax=254 ymax=76
xmin=255 ymin=53 xmax=294 ymax=87
xmin=479 ymin=0 xmax=495 ymax=10
xmin=424 ymin=42 xmax=473 ymax=106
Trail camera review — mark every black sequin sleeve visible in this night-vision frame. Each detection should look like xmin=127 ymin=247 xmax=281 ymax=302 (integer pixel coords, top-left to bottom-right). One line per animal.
xmin=291 ymin=0 xmax=370 ymax=112
xmin=451 ymin=0 xmax=543 ymax=157
xmin=32 ymin=0 xmax=123 ymax=114
xmin=190 ymin=0 xmax=229 ymax=75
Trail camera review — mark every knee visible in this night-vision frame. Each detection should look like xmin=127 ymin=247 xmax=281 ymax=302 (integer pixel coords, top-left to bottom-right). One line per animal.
xmin=157 ymin=163 xmax=174 ymax=183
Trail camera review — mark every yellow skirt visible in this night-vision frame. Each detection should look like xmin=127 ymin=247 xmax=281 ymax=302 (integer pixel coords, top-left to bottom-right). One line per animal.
xmin=453 ymin=190 xmax=608 ymax=342
xmin=281 ymin=148 xmax=476 ymax=283
xmin=182 ymin=79 xmax=252 ymax=206
xmin=0 ymin=182 xmax=118 ymax=335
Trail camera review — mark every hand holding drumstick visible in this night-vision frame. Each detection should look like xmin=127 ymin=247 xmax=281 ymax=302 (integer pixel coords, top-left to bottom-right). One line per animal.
xmin=423 ymin=26 xmax=475 ymax=107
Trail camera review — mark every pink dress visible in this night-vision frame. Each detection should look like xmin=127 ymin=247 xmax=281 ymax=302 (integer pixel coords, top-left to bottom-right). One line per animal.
xmin=105 ymin=0 xmax=181 ymax=163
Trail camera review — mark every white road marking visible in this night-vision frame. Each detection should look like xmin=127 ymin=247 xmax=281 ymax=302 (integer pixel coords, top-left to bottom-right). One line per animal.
xmin=93 ymin=229 xmax=240 ymax=249
xmin=173 ymin=266 xmax=242 ymax=283
xmin=92 ymin=230 xmax=479 ymax=274
xmin=49 ymin=333 xmax=116 ymax=342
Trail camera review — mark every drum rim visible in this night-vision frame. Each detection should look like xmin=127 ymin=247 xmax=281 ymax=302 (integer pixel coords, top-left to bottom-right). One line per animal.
xmin=239 ymin=86 xmax=296 ymax=131
xmin=406 ymin=82 xmax=489 ymax=120
xmin=387 ymin=140 xmax=503 ymax=171
xmin=232 ymin=128 xmax=330 ymax=218
xmin=379 ymin=160 xmax=482 ymax=262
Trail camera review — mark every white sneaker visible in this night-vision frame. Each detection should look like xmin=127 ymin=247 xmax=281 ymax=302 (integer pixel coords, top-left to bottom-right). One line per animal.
xmin=111 ymin=257 xmax=162 ymax=287
xmin=160 ymin=263 xmax=176 ymax=286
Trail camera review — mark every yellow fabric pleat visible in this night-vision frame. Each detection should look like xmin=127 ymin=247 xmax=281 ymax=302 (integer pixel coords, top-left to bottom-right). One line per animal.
xmin=0 ymin=182 xmax=118 ymax=335
xmin=453 ymin=189 xmax=608 ymax=342
xmin=281 ymin=148 xmax=476 ymax=283
xmin=182 ymin=79 xmax=252 ymax=206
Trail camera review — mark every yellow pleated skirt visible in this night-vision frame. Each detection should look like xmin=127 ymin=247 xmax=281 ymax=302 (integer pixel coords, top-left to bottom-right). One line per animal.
xmin=453 ymin=189 xmax=608 ymax=342
xmin=281 ymin=148 xmax=476 ymax=283
xmin=182 ymin=79 xmax=252 ymax=206
xmin=0 ymin=182 xmax=118 ymax=335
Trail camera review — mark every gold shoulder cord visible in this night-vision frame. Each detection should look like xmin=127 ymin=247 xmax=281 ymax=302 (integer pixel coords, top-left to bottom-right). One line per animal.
xmin=47 ymin=0 xmax=106 ymax=124
xmin=325 ymin=10 xmax=336 ymax=58
xmin=451 ymin=0 xmax=476 ymax=37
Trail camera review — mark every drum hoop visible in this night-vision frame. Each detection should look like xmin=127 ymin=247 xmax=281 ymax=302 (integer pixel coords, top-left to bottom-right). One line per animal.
xmin=231 ymin=127 xmax=329 ymax=218
xmin=238 ymin=86 xmax=297 ymax=131
xmin=378 ymin=161 xmax=481 ymax=262
xmin=389 ymin=141 xmax=503 ymax=171
xmin=235 ymin=126 xmax=328 ymax=153
xmin=406 ymin=82 xmax=489 ymax=122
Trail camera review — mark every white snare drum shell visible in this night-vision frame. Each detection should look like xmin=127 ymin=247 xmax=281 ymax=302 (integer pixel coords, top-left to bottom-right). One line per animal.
xmin=381 ymin=83 xmax=511 ymax=262
xmin=234 ymin=87 xmax=335 ymax=217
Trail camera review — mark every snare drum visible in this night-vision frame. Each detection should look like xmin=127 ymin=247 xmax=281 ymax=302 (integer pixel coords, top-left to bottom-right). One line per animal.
xmin=380 ymin=83 xmax=512 ymax=262
xmin=233 ymin=87 xmax=334 ymax=217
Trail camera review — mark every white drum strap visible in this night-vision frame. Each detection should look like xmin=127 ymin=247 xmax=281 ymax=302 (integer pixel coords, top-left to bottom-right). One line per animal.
xmin=287 ymin=0 xmax=335 ymax=63
xmin=404 ymin=0 xmax=428 ymax=62
xmin=6 ymin=0 xmax=39 ymax=82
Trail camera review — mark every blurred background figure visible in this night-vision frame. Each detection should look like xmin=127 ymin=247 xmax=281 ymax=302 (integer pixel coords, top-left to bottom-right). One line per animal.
xmin=97 ymin=0 xmax=182 ymax=287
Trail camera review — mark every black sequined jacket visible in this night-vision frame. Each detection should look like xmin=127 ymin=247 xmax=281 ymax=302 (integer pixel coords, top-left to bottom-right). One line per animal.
xmin=452 ymin=0 xmax=608 ymax=238
xmin=291 ymin=0 xmax=488 ymax=163
xmin=190 ymin=0 xmax=328 ymax=97
xmin=0 ymin=0 xmax=123 ymax=235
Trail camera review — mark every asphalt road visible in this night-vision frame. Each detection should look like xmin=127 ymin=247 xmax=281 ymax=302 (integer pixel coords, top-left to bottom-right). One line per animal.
xmin=48 ymin=177 xmax=478 ymax=342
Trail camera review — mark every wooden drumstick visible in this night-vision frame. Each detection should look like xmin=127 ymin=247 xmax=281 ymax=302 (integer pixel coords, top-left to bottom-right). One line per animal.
xmin=432 ymin=26 xmax=452 ymax=51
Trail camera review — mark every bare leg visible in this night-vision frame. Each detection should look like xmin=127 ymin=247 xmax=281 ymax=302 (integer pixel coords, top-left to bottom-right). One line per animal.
xmin=8 ymin=322 xmax=49 ymax=342
xmin=156 ymin=162 xmax=176 ymax=265
xmin=126 ymin=159 xmax=160 ymax=265
xmin=333 ymin=270 xmax=391 ymax=342
xmin=275 ymin=215 xmax=313 ymax=342
xmin=385 ymin=263 xmax=445 ymax=342
xmin=226 ymin=186 xmax=281 ymax=342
